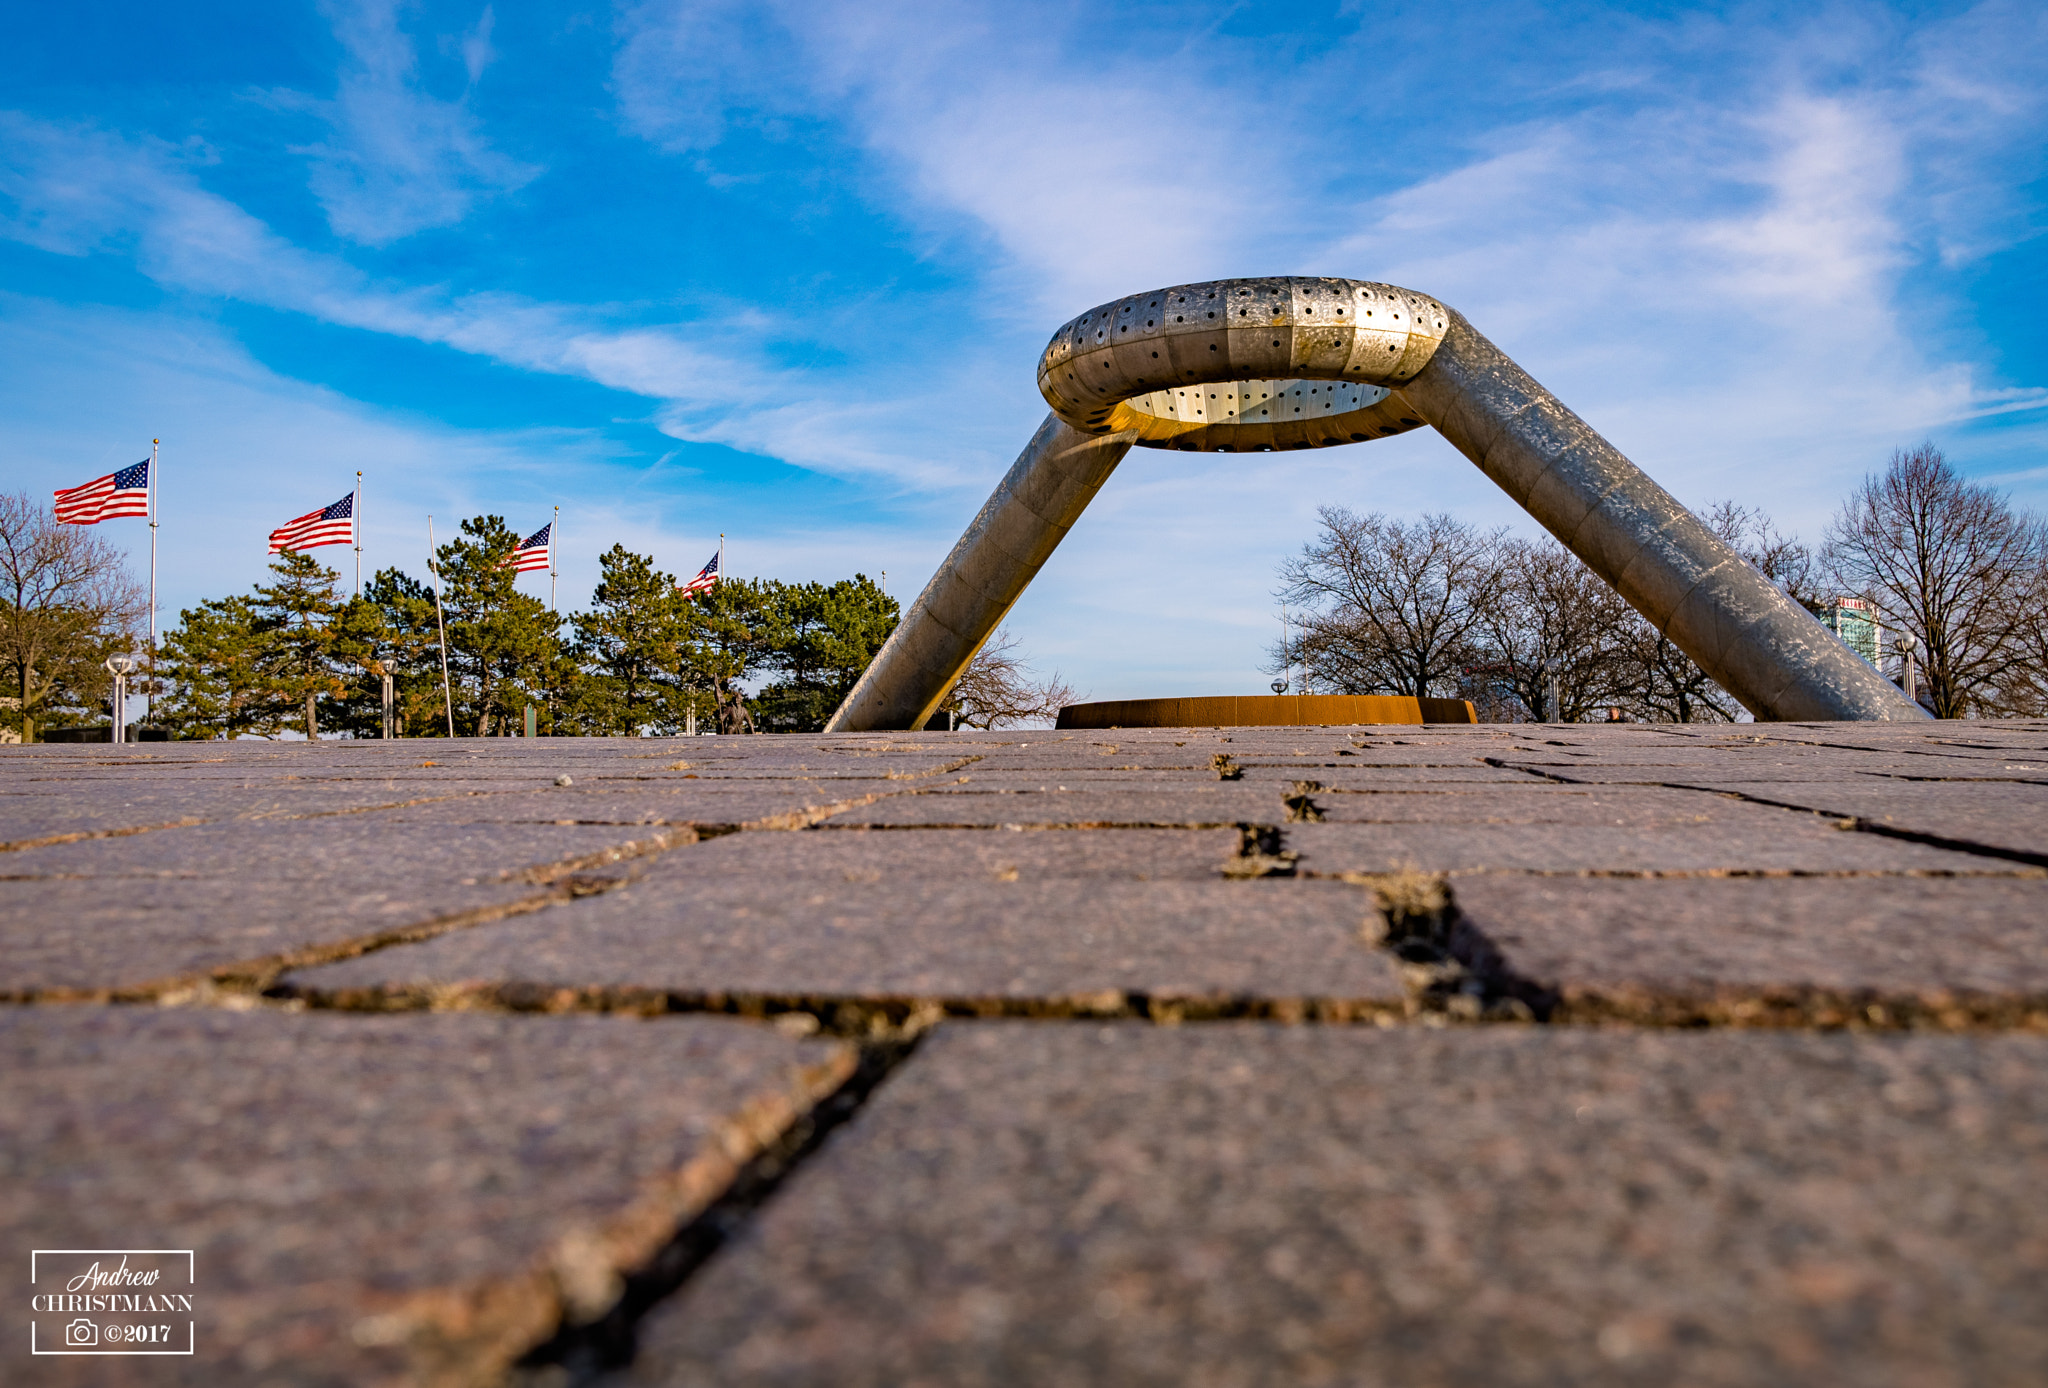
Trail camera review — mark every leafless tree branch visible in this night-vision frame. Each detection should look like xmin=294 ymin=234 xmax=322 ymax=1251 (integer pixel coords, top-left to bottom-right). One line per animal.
xmin=0 ymin=492 xmax=147 ymax=741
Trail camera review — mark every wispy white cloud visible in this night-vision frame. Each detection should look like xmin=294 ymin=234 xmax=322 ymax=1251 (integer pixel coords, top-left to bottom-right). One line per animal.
xmin=275 ymin=0 xmax=539 ymax=245
xmin=0 ymin=293 xmax=612 ymax=607
xmin=1316 ymin=77 xmax=2033 ymax=531
xmin=612 ymin=1 xmax=1287 ymax=317
xmin=0 ymin=293 xmax=943 ymax=625
xmin=6 ymin=1 xmax=2044 ymax=703
xmin=0 ymin=110 xmax=986 ymax=487
xmin=606 ymin=0 xmax=2048 ymax=694
xmin=613 ymin=1 xmax=2046 ymax=531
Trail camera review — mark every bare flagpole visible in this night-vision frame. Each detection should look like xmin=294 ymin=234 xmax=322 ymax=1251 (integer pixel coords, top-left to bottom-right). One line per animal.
xmin=550 ymin=504 xmax=558 ymax=614
xmin=146 ymin=437 xmax=159 ymax=725
xmin=428 ymin=515 xmax=456 ymax=738
xmin=353 ymin=471 xmax=363 ymax=598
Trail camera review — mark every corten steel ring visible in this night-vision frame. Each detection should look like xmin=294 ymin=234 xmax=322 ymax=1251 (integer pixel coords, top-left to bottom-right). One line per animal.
xmin=825 ymin=277 xmax=1928 ymax=732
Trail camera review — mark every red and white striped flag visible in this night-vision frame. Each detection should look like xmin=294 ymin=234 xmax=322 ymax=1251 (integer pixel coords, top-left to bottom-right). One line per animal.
xmin=505 ymin=522 xmax=551 ymax=572
xmin=269 ymin=492 xmax=355 ymax=553
xmin=54 ymin=459 xmax=150 ymax=525
xmin=679 ymin=549 xmax=720 ymax=597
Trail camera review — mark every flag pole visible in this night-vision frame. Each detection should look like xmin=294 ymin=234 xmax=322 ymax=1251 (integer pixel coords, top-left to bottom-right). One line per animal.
xmin=428 ymin=514 xmax=456 ymax=738
xmin=550 ymin=504 xmax=558 ymax=614
xmin=146 ymin=438 xmax=159 ymax=725
xmin=719 ymin=532 xmax=724 ymax=585
xmin=353 ymin=471 xmax=363 ymax=598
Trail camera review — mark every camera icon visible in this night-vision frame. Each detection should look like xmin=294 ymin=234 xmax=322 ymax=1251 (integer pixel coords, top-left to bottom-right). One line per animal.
xmin=65 ymin=1319 xmax=99 ymax=1346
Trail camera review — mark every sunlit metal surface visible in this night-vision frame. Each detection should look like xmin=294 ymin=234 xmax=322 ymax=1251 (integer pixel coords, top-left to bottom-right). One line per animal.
xmin=825 ymin=278 xmax=1928 ymax=732
xmin=1038 ymin=277 xmax=1446 ymax=449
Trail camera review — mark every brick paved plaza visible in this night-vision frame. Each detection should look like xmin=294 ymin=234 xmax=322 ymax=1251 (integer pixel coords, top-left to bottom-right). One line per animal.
xmin=6 ymin=721 xmax=2048 ymax=1385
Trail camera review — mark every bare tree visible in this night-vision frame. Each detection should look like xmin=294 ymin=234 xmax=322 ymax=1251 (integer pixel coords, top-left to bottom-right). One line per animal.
xmin=1619 ymin=617 xmax=1741 ymax=723
xmin=1705 ymin=499 xmax=1825 ymax=613
xmin=1823 ymin=444 xmax=2041 ymax=718
xmin=1276 ymin=508 xmax=1506 ymax=698
xmin=0 ymin=492 xmax=146 ymax=741
xmin=1992 ymin=527 xmax=2048 ymax=716
xmin=1594 ymin=498 xmax=1813 ymax=725
xmin=1601 ymin=499 xmax=1812 ymax=724
xmin=1473 ymin=538 xmax=1637 ymax=721
xmin=944 ymin=628 xmax=1078 ymax=729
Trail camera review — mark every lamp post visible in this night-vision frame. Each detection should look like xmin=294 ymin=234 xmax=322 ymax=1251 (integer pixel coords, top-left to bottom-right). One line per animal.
xmin=1279 ymin=607 xmax=1294 ymax=697
xmin=370 ymin=660 xmax=395 ymax=739
xmin=1893 ymin=633 xmax=1918 ymax=706
xmin=104 ymin=655 xmax=136 ymax=744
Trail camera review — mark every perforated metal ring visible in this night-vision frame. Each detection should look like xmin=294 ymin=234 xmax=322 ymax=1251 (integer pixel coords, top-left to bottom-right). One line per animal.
xmin=1036 ymin=277 xmax=1450 ymax=451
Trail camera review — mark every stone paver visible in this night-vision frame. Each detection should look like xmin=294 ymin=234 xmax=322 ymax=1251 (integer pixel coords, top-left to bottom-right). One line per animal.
xmin=626 ymin=1022 xmax=2048 ymax=1388
xmin=290 ymin=830 xmax=1407 ymax=1009
xmin=1 ymin=818 xmax=689 ymax=996
xmin=1678 ymin=781 xmax=2048 ymax=862
xmin=0 ymin=777 xmax=527 ymax=844
xmin=2 ymin=1006 xmax=849 ymax=1387
xmin=2 ymin=876 xmax=543 ymax=997
xmin=1451 ymin=875 xmax=2048 ymax=1015
xmin=1284 ymin=817 xmax=2005 ymax=875
xmin=372 ymin=779 xmax=923 ymax=828
xmin=5 ymin=722 xmax=2048 ymax=1385
xmin=826 ymin=784 xmax=1291 ymax=826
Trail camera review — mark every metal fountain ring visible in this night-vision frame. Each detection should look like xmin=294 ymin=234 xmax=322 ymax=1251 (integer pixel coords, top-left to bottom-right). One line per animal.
xmin=826 ymin=273 xmax=1932 ymax=731
xmin=1037 ymin=277 xmax=1450 ymax=452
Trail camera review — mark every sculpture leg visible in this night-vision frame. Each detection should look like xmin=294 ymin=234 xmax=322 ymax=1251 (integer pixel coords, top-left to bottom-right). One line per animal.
xmin=1399 ymin=312 xmax=1927 ymax=721
xmin=825 ymin=414 xmax=1134 ymax=732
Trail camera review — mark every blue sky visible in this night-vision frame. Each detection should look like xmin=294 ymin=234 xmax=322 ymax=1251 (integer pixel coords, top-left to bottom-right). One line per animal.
xmin=4 ymin=0 xmax=2044 ymax=701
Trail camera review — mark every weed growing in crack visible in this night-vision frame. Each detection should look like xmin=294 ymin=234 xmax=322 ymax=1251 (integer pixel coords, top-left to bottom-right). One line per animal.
xmin=1358 ymin=870 xmax=1453 ymax=954
xmin=1353 ymin=871 xmax=1535 ymax=1022
xmin=1221 ymin=824 xmax=1299 ymax=879
xmin=1284 ymin=780 xmax=1325 ymax=822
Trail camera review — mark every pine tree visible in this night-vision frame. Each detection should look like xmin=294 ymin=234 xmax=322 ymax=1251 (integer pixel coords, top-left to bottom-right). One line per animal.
xmin=570 ymin=545 xmax=690 ymax=735
xmin=754 ymin=575 xmax=898 ymax=732
xmin=157 ymin=595 xmax=270 ymax=739
xmin=158 ymin=551 xmax=347 ymax=738
xmin=434 ymin=517 xmax=567 ymax=735
xmin=252 ymin=550 xmax=346 ymax=739
xmin=327 ymin=569 xmax=448 ymax=737
xmin=680 ymin=577 xmax=772 ymax=731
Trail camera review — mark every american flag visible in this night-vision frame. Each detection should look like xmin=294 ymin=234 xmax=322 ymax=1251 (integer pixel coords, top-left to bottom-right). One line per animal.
xmin=54 ymin=459 xmax=150 ymax=525
xmin=679 ymin=549 xmax=720 ymax=597
xmin=506 ymin=522 xmax=551 ymax=572
xmin=269 ymin=492 xmax=355 ymax=553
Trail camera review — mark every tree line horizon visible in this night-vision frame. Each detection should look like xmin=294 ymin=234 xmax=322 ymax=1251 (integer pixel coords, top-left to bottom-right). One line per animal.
xmin=4 ymin=442 xmax=2043 ymax=740
xmin=1269 ymin=444 xmax=2048 ymax=723
xmin=0 ymin=510 xmax=1073 ymax=741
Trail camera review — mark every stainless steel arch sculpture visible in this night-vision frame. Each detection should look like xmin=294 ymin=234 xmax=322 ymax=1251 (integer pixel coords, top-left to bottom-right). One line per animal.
xmin=826 ymin=277 xmax=1927 ymax=730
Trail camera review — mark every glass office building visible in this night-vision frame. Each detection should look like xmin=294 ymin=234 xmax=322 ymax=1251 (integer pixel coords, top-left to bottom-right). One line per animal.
xmin=1821 ymin=597 xmax=1883 ymax=667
